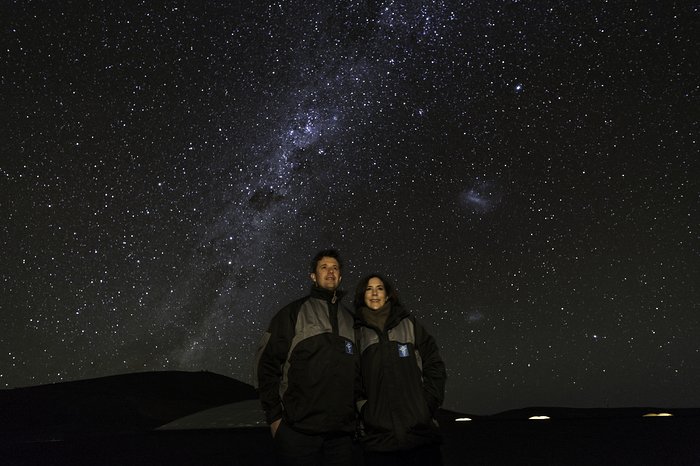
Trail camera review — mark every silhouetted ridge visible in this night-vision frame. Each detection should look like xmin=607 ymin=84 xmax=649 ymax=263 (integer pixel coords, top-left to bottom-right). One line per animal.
xmin=0 ymin=371 xmax=257 ymax=436
xmin=488 ymin=406 xmax=700 ymax=420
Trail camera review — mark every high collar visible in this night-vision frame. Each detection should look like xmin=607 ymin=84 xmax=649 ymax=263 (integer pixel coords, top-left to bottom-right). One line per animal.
xmin=310 ymin=285 xmax=344 ymax=303
xmin=361 ymin=302 xmax=391 ymax=331
xmin=358 ymin=303 xmax=410 ymax=328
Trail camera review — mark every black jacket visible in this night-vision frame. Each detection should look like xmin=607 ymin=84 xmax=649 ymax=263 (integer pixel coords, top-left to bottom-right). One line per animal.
xmin=356 ymin=304 xmax=446 ymax=451
xmin=256 ymin=286 xmax=360 ymax=435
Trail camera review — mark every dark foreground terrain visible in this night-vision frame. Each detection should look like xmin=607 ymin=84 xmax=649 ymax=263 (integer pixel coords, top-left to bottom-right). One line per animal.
xmin=2 ymin=372 xmax=698 ymax=465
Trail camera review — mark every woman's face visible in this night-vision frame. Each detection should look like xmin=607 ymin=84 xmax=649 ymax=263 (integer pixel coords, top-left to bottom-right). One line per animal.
xmin=364 ymin=277 xmax=388 ymax=310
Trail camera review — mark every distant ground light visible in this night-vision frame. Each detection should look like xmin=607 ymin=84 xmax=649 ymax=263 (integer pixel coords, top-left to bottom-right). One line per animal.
xmin=454 ymin=412 xmax=676 ymax=422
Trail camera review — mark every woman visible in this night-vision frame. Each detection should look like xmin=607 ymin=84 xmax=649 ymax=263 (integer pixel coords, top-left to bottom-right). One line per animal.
xmin=353 ymin=274 xmax=446 ymax=466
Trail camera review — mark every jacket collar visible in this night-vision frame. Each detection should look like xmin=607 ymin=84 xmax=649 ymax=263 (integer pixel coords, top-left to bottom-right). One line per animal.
xmin=310 ymin=285 xmax=344 ymax=303
xmin=357 ymin=303 xmax=410 ymax=328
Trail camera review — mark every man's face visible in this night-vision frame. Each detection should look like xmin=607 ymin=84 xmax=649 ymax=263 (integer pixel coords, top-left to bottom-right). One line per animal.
xmin=310 ymin=256 xmax=341 ymax=291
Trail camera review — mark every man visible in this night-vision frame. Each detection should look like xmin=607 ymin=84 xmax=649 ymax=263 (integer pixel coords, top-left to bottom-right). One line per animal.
xmin=256 ymin=249 xmax=359 ymax=466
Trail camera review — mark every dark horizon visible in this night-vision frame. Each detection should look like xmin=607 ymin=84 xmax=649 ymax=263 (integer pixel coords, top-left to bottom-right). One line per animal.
xmin=2 ymin=371 xmax=699 ymax=465
xmin=3 ymin=370 xmax=699 ymax=428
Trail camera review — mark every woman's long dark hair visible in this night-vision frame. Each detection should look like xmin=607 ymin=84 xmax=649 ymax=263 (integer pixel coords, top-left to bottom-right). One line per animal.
xmin=353 ymin=273 xmax=401 ymax=310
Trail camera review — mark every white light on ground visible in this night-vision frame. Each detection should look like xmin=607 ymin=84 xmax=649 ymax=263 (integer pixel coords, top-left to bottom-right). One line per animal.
xmin=528 ymin=415 xmax=551 ymax=420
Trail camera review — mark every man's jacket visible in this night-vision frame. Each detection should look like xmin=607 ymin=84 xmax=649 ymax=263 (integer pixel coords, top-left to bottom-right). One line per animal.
xmin=256 ymin=286 xmax=359 ymax=434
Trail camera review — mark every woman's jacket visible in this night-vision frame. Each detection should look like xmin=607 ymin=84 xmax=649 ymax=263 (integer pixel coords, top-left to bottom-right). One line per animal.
xmin=355 ymin=304 xmax=446 ymax=451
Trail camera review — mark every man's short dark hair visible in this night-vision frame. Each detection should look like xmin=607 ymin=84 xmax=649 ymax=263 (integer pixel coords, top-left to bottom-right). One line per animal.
xmin=310 ymin=249 xmax=343 ymax=273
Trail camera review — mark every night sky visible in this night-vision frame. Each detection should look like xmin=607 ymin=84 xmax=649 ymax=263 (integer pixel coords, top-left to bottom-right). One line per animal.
xmin=2 ymin=1 xmax=698 ymax=415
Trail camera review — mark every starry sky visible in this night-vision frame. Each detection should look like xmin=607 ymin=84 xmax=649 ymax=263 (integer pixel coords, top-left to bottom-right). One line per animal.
xmin=2 ymin=1 xmax=698 ymax=415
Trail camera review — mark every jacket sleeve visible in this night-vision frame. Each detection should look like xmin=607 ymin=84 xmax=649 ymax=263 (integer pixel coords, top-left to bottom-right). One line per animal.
xmin=256 ymin=303 xmax=296 ymax=424
xmin=414 ymin=318 xmax=447 ymax=415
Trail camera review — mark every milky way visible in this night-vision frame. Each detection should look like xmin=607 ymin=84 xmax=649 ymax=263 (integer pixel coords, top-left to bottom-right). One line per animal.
xmin=2 ymin=1 xmax=698 ymax=414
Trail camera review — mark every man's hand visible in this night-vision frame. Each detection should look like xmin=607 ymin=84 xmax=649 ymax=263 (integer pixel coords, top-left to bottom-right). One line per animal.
xmin=270 ymin=418 xmax=282 ymax=438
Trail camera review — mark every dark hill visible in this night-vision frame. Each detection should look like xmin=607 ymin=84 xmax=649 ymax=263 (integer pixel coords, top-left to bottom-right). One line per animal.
xmin=2 ymin=374 xmax=699 ymax=465
xmin=484 ymin=405 xmax=700 ymax=420
xmin=0 ymin=371 xmax=257 ymax=436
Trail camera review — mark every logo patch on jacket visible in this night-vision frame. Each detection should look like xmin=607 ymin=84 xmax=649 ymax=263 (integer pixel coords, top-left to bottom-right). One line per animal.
xmin=345 ymin=340 xmax=354 ymax=355
xmin=398 ymin=343 xmax=409 ymax=358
